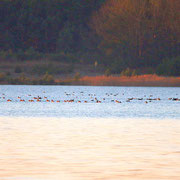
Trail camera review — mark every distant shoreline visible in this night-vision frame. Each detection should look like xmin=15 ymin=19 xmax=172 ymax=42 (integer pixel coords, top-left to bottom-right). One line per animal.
xmin=76 ymin=74 xmax=180 ymax=87
xmin=0 ymin=74 xmax=180 ymax=87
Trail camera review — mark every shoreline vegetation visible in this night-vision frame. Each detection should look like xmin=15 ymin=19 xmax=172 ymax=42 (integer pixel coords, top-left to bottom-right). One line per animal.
xmin=0 ymin=55 xmax=179 ymax=87
xmin=79 ymin=75 xmax=180 ymax=87
xmin=0 ymin=57 xmax=179 ymax=87
xmin=0 ymin=73 xmax=180 ymax=87
xmin=0 ymin=56 xmax=180 ymax=87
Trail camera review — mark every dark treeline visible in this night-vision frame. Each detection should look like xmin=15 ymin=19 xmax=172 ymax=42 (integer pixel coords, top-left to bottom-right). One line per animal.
xmin=0 ymin=0 xmax=104 ymax=52
xmin=0 ymin=0 xmax=180 ymax=76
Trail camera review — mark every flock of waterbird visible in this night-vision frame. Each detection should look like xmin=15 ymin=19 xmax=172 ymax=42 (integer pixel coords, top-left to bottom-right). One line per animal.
xmin=1 ymin=91 xmax=180 ymax=104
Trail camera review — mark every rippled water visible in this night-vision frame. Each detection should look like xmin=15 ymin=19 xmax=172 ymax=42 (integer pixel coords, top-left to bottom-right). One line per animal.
xmin=0 ymin=85 xmax=180 ymax=179
xmin=0 ymin=85 xmax=179 ymax=119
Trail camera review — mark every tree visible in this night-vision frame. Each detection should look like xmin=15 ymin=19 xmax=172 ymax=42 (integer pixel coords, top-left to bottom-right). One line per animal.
xmin=0 ymin=0 xmax=105 ymax=53
xmin=91 ymin=0 xmax=180 ymax=67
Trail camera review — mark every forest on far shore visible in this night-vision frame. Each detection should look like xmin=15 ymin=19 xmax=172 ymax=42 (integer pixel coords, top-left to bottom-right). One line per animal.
xmin=0 ymin=0 xmax=180 ymax=80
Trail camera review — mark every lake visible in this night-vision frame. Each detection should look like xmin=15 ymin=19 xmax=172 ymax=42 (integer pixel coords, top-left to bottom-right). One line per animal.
xmin=0 ymin=85 xmax=180 ymax=179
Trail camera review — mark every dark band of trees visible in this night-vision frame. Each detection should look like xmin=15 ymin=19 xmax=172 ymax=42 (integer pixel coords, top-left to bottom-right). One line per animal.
xmin=0 ymin=0 xmax=180 ymax=76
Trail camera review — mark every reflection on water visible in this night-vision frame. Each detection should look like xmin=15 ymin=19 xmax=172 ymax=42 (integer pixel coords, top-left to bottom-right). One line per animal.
xmin=0 ymin=117 xmax=180 ymax=180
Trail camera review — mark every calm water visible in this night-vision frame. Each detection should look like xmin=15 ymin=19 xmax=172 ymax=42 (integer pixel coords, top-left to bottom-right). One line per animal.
xmin=0 ymin=85 xmax=180 ymax=179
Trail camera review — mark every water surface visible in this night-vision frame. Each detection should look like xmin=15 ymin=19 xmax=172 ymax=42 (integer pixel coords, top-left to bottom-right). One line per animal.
xmin=0 ymin=85 xmax=180 ymax=179
xmin=0 ymin=85 xmax=179 ymax=119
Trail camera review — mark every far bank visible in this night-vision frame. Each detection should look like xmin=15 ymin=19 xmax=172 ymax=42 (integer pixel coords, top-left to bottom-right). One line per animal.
xmin=0 ymin=74 xmax=180 ymax=87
